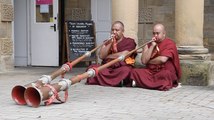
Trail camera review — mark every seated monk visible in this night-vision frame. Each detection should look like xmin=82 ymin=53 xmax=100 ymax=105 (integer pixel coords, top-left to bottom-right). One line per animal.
xmin=130 ymin=23 xmax=182 ymax=91
xmin=86 ymin=21 xmax=136 ymax=87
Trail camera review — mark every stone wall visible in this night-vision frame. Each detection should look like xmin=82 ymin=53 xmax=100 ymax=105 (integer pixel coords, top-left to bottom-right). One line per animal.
xmin=180 ymin=60 xmax=214 ymax=86
xmin=0 ymin=0 xmax=14 ymax=72
xmin=138 ymin=0 xmax=214 ymax=60
xmin=138 ymin=0 xmax=175 ymax=45
xmin=204 ymin=0 xmax=214 ymax=60
xmin=136 ymin=0 xmax=214 ymax=86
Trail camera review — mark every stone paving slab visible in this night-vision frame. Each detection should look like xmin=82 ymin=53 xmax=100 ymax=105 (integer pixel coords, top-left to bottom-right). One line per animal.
xmin=0 ymin=67 xmax=214 ymax=120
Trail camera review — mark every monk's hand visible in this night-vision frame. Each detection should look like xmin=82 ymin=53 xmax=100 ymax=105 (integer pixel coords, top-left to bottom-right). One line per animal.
xmin=151 ymin=37 xmax=157 ymax=46
xmin=151 ymin=41 xmax=157 ymax=47
xmin=110 ymin=34 xmax=116 ymax=41
xmin=104 ymin=37 xmax=114 ymax=46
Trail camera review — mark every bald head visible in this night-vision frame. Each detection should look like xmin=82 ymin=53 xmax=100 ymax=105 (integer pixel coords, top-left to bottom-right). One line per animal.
xmin=153 ymin=23 xmax=166 ymax=42
xmin=111 ymin=21 xmax=125 ymax=40
xmin=112 ymin=21 xmax=124 ymax=31
xmin=153 ymin=23 xmax=166 ymax=33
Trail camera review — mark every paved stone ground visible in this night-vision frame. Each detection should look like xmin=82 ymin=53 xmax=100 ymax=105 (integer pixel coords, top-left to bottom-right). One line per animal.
xmin=0 ymin=67 xmax=214 ymax=120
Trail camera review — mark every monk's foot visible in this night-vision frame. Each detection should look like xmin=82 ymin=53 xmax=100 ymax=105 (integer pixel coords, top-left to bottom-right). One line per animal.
xmin=132 ymin=80 xmax=136 ymax=87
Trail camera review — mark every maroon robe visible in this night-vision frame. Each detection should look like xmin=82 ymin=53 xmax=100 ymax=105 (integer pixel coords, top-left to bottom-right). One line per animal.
xmin=130 ymin=38 xmax=181 ymax=91
xmin=86 ymin=37 xmax=136 ymax=86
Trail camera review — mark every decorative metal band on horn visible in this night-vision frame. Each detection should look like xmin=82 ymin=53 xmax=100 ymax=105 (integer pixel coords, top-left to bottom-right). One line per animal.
xmin=118 ymin=55 xmax=125 ymax=61
xmin=58 ymin=78 xmax=72 ymax=91
xmin=87 ymin=67 xmax=98 ymax=78
xmin=87 ymin=68 xmax=96 ymax=78
xmin=85 ymin=51 xmax=91 ymax=57
xmin=61 ymin=62 xmax=73 ymax=72
xmin=38 ymin=75 xmax=52 ymax=84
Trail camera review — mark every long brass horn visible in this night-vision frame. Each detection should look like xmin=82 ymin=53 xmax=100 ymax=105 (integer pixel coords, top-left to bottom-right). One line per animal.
xmin=11 ymin=38 xmax=113 ymax=105
xmin=24 ymin=40 xmax=153 ymax=107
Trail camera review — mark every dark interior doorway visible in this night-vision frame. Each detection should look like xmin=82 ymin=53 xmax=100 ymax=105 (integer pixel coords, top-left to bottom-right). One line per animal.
xmin=59 ymin=0 xmax=92 ymax=65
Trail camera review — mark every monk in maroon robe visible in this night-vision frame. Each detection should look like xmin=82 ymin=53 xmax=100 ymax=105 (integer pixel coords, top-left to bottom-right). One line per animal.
xmin=86 ymin=21 xmax=136 ymax=87
xmin=130 ymin=24 xmax=181 ymax=91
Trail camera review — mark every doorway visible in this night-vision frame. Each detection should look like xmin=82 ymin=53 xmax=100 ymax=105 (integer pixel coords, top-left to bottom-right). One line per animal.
xmin=30 ymin=0 xmax=59 ymax=66
xmin=60 ymin=0 xmax=92 ymax=64
xmin=14 ymin=0 xmax=111 ymax=66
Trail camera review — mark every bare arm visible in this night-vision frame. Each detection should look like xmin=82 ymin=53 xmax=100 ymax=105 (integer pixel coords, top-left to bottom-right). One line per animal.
xmin=141 ymin=42 xmax=156 ymax=64
xmin=141 ymin=41 xmax=169 ymax=65
xmin=148 ymin=56 xmax=169 ymax=64
xmin=106 ymin=50 xmax=129 ymax=59
xmin=99 ymin=41 xmax=112 ymax=59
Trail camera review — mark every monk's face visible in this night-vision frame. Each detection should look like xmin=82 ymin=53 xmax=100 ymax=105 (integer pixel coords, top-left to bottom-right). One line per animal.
xmin=111 ymin=23 xmax=124 ymax=40
xmin=152 ymin=24 xmax=166 ymax=42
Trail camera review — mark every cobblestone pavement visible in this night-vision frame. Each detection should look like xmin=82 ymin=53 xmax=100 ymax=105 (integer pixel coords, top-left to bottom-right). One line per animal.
xmin=0 ymin=67 xmax=214 ymax=120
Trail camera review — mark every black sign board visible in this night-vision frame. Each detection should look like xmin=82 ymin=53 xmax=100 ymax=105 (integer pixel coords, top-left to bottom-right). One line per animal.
xmin=66 ymin=21 xmax=96 ymax=61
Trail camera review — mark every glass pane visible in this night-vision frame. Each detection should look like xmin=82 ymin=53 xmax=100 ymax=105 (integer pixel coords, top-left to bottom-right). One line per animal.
xmin=36 ymin=0 xmax=53 ymax=23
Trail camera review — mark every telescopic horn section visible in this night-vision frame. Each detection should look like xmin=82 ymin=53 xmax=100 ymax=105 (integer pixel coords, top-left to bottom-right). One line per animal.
xmin=11 ymin=85 xmax=27 ymax=105
xmin=11 ymin=36 xmax=110 ymax=106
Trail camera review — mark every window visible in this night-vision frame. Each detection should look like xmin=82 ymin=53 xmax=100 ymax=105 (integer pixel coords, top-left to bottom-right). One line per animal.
xmin=36 ymin=0 xmax=53 ymax=22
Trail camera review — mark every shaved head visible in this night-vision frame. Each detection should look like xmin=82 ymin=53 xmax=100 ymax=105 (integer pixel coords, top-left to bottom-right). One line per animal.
xmin=153 ymin=23 xmax=166 ymax=42
xmin=111 ymin=21 xmax=125 ymax=40
xmin=153 ymin=23 xmax=166 ymax=33
xmin=112 ymin=21 xmax=124 ymax=31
